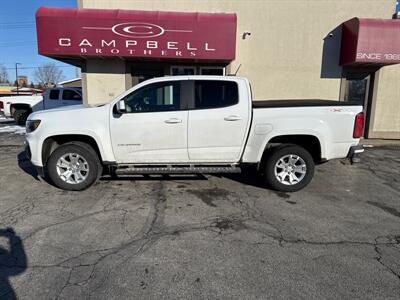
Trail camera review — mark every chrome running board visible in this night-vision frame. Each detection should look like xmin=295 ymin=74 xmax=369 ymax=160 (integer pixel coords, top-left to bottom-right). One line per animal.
xmin=115 ymin=164 xmax=241 ymax=175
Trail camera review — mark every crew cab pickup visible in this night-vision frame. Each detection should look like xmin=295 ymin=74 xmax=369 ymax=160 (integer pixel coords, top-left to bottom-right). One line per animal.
xmin=25 ymin=76 xmax=364 ymax=192
xmin=0 ymin=87 xmax=82 ymax=125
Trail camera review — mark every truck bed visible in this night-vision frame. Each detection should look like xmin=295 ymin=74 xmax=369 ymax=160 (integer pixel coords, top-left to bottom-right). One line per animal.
xmin=252 ymin=100 xmax=360 ymax=108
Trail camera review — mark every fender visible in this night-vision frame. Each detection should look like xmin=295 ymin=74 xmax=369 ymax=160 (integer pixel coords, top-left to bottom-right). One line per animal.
xmin=256 ymin=129 xmax=326 ymax=162
xmin=33 ymin=130 xmax=114 ymax=167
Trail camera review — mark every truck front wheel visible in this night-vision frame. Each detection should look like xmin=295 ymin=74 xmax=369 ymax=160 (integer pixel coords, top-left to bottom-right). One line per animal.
xmin=46 ymin=142 xmax=102 ymax=191
xmin=14 ymin=109 xmax=30 ymax=125
xmin=264 ymin=145 xmax=314 ymax=192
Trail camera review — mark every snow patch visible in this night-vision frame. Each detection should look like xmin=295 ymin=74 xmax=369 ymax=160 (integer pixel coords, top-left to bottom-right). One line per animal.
xmin=0 ymin=125 xmax=25 ymax=135
xmin=0 ymin=116 xmax=13 ymax=123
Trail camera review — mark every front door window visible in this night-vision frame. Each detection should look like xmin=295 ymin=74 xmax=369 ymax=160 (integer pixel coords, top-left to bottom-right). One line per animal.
xmin=122 ymin=81 xmax=181 ymax=113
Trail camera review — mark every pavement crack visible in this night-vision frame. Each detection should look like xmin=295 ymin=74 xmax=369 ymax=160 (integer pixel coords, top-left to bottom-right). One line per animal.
xmin=373 ymin=236 xmax=400 ymax=282
xmin=121 ymin=208 xmax=134 ymax=239
xmin=21 ymin=207 xmax=141 ymax=241
xmin=55 ymin=267 xmax=73 ymax=300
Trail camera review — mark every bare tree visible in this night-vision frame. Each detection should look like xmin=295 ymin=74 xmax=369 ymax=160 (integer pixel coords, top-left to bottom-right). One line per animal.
xmin=34 ymin=63 xmax=64 ymax=87
xmin=0 ymin=64 xmax=9 ymax=83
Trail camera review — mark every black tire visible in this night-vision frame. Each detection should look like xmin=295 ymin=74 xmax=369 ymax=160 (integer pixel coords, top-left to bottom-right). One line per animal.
xmin=46 ymin=142 xmax=102 ymax=191
xmin=14 ymin=109 xmax=30 ymax=125
xmin=264 ymin=145 xmax=314 ymax=192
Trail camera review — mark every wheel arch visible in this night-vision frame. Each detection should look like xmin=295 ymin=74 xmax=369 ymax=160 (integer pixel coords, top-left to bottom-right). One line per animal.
xmin=258 ymin=134 xmax=323 ymax=171
xmin=42 ymin=134 xmax=103 ymax=166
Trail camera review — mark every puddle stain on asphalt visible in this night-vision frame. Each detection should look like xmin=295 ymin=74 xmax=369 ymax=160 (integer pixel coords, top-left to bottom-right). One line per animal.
xmin=212 ymin=217 xmax=246 ymax=232
xmin=367 ymin=201 xmax=400 ymax=218
xmin=186 ymin=188 xmax=232 ymax=207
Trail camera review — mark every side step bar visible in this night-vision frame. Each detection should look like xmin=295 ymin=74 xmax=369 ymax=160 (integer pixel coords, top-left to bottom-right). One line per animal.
xmin=115 ymin=165 xmax=241 ymax=175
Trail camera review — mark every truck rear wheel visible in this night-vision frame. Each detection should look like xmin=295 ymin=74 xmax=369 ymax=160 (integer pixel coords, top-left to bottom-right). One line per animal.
xmin=264 ymin=145 xmax=314 ymax=192
xmin=46 ymin=142 xmax=102 ymax=191
xmin=14 ymin=109 xmax=30 ymax=125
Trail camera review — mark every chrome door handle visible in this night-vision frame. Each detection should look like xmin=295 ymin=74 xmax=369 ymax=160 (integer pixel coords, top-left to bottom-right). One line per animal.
xmin=224 ymin=115 xmax=242 ymax=121
xmin=164 ymin=118 xmax=182 ymax=124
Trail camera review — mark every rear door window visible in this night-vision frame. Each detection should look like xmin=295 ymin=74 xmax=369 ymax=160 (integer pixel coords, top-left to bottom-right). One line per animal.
xmin=62 ymin=89 xmax=82 ymax=101
xmin=49 ymin=90 xmax=60 ymax=100
xmin=194 ymin=80 xmax=238 ymax=109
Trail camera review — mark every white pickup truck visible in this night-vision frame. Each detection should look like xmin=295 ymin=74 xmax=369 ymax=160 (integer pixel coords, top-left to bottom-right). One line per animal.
xmin=25 ymin=76 xmax=364 ymax=192
xmin=0 ymin=87 xmax=82 ymax=125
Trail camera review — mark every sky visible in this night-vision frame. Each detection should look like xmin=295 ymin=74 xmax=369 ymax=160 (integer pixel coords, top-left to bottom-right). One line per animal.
xmin=0 ymin=0 xmax=77 ymax=84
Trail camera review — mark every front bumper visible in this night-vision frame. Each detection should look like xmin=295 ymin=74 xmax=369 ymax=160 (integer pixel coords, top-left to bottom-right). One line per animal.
xmin=24 ymin=140 xmax=44 ymax=177
xmin=24 ymin=141 xmax=31 ymax=160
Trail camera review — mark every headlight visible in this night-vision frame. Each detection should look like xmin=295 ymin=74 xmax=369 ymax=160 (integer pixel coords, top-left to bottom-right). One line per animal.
xmin=26 ymin=120 xmax=41 ymax=133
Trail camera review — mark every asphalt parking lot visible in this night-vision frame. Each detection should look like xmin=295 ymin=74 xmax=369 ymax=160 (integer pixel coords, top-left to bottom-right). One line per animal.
xmin=0 ymin=118 xmax=399 ymax=299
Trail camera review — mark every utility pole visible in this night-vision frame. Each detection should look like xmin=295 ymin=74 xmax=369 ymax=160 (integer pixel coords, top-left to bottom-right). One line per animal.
xmin=15 ymin=63 xmax=21 ymax=95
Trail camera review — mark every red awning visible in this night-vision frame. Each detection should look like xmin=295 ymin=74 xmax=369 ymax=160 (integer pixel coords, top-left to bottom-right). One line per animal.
xmin=341 ymin=18 xmax=400 ymax=66
xmin=36 ymin=7 xmax=237 ymax=61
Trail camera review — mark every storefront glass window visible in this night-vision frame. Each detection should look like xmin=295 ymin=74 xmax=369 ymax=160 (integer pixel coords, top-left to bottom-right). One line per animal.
xmin=344 ymin=78 xmax=368 ymax=105
xmin=171 ymin=66 xmax=196 ymax=76
xmin=200 ymin=68 xmax=225 ymax=75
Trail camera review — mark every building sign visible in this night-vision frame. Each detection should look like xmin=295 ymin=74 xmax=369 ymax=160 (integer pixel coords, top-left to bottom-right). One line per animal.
xmin=341 ymin=18 xmax=400 ymax=65
xmin=36 ymin=7 xmax=237 ymax=61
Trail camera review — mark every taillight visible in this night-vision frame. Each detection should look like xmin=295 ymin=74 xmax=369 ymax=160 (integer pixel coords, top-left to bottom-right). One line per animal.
xmin=353 ymin=112 xmax=365 ymax=138
xmin=0 ymin=100 xmax=3 ymax=109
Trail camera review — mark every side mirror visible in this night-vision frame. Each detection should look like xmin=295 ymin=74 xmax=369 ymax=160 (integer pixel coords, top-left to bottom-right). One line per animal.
xmin=116 ymin=100 xmax=126 ymax=113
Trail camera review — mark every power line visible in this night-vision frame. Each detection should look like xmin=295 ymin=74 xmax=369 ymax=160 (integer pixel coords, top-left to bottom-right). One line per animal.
xmin=2 ymin=65 xmax=76 ymax=70
xmin=1 ymin=62 xmax=59 ymax=66
xmin=0 ymin=44 xmax=37 ymax=48
xmin=0 ymin=24 xmax=35 ymax=27
xmin=0 ymin=40 xmax=37 ymax=44
xmin=0 ymin=27 xmax=35 ymax=30
xmin=0 ymin=24 xmax=34 ymax=26
xmin=0 ymin=43 xmax=37 ymax=45
xmin=0 ymin=25 xmax=35 ymax=28
xmin=0 ymin=21 xmax=35 ymax=25
xmin=0 ymin=39 xmax=38 ymax=47
xmin=0 ymin=23 xmax=35 ymax=29
xmin=0 ymin=21 xmax=36 ymax=31
xmin=0 ymin=41 xmax=37 ymax=48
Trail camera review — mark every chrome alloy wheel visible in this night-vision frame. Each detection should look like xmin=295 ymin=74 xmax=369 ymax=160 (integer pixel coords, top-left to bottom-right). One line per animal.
xmin=56 ymin=153 xmax=89 ymax=184
xmin=274 ymin=154 xmax=307 ymax=186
